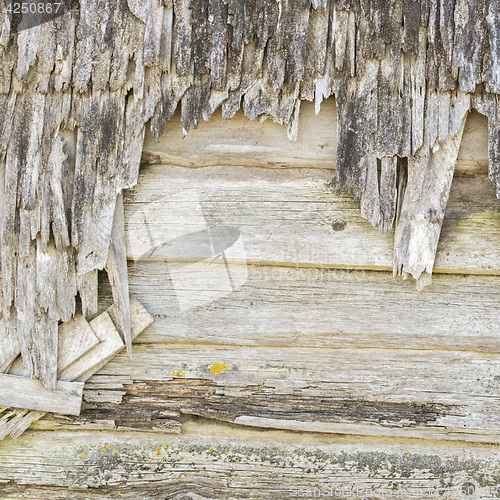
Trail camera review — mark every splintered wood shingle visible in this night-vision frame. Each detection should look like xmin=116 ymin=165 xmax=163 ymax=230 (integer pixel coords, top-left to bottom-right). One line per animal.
xmin=0 ymin=0 xmax=499 ymax=388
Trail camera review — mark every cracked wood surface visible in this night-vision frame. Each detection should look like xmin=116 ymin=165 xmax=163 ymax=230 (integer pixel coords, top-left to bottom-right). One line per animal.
xmin=1 ymin=0 xmax=500 ymax=386
xmin=22 ymin=341 xmax=500 ymax=443
xmin=3 ymin=424 xmax=500 ymax=499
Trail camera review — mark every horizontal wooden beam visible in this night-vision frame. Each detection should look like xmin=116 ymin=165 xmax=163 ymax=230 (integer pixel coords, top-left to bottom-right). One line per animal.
xmin=142 ymin=99 xmax=489 ymax=175
xmin=0 ymin=374 xmax=83 ymax=416
xmin=41 ymin=342 xmax=500 ymax=443
xmin=2 ymin=425 xmax=500 ymax=499
xmin=124 ymin=165 xmax=500 ymax=275
xmin=100 ymin=261 xmax=500 ymax=354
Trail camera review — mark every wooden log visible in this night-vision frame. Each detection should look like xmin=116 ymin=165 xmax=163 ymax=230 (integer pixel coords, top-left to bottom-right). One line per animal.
xmin=0 ymin=374 xmax=83 ymax=416
xmin=124 ymin=165 xmax=500 ymax=274
xmin=73 ymin=342 xmax=500 ymax=443
xmin=142 ymin=99 xmax=489 ymax=175
xmin=2 ymin=424 xmax=500 ymax=499
xmin=102 ymin=264 xmax=500 ymax=354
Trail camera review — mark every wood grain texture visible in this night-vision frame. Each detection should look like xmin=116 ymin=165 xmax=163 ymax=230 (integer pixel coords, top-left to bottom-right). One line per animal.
xmin=2 ymin=424 xmax=500 ymax=499
xmin=0 ymin=374 xmax=83 ymax=416
xmin=124 ymin=165 xmax=500 ymax=274
xmin=26 ymin=341 xmax=500 ymax=442
xmin=0 ymin=297 xmax=153 ymax=441
xmin=102 ymin=264 xmax=500 ymax=354
xmin=1 ymin=0 xmax=500 ymax=384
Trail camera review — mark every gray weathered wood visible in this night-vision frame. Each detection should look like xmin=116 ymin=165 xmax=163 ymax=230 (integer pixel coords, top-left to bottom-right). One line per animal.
xmin=124 ymin=165 xmax=500 ymax=274
xmin=102 ymin=263 xmax=500 ymax=354
xmin=8 ymin=314 xmax=100 ymax=377
xmin=0 ymin=373 xmax=83 ymax=416
xmin=50 ymin=341 xmax=500 ymax=443
xmin=142 ymin=99 xmax=490 ymax=174
xmin=105 ymin=193 xmax=132 ymax=355
xmin=394 ymin=112 xmax=468 ymax=289
xmin=0 ymin=297 xmax=153 ymax=441
xmin=3 ymin=424 xmax=500 ymax=499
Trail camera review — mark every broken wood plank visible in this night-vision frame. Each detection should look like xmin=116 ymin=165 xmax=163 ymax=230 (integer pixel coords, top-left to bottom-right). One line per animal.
xmin=105 ymin=192 xmax=132 ymax=355
xmin=0 ymin=312 xmax=19 ymax=372
xmin=0 ymin=374 xmax=83 ymax=416
xmin=394 ymin=112 xmax=468 ymax=289
xmin=124 ymin=165 xmax=500 ymax=275
xmin=0 ymin=297 xmax=153 ymax=441
xmin=8 ymin=314 xmax=100 ymax=377
xmin=105 ymin=263 xmax=500 ymax=354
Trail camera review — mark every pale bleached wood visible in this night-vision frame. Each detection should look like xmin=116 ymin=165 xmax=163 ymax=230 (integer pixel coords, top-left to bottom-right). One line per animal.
xmin=105 ymin=193 xmax=132 ymax=355
xmin=0 ymin=373 xmax=83 ymax=416
xmin=0 ymin=312 xmax=19 ymax=372
xmin=124 ymin=165 xmax=500 ymax=274
xmin=0 ymin=297 xmax=153 ymax=441
xmin=67 ymin=296 xmax=153 ymax=383
xmin=105 ymin=263 xmax=500 ymax=354
xmin=8 ymin=314 xmax=100 ymax=377
xmin=142 ymin=100 xmax=489 ymax=174
xmin=394 ymin=113 xmax=468 ymax=290
xmin=3 ymin=425 xmax=500 ymax=499
xmin=79 ymin=343 xmax=500 ymax=443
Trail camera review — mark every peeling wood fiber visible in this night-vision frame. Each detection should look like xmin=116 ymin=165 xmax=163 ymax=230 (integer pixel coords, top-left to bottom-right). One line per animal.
xmin=0 ymin=0 xmax=499 ymax=388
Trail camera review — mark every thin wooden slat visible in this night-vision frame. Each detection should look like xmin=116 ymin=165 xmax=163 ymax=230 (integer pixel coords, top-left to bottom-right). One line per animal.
xmin=142 ymin=100 xmax=489 ymax=175
xmin=0 ymin=374 xmax=83 ymax=416
xmin=2 ymin=425 xmax=500 ymax=499
xmin=124 ymin=166 xmax=500 ymax=275
xmin=105 ymin=193 xmax=132 ymax=355
xmin=0 ymin=312 xmax=19 ymax=372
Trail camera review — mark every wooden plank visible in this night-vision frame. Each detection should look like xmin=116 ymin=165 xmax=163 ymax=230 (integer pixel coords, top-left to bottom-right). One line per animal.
xmin=2 ymin=425 xmax=500 ymax=499
xmin=124 ymin=165 xmax=500 ymax=275
xmin=105 ymin=193 xmax=132 ymax=355
xmin=142 ymin=99 xmax=489 ymax=175
xmin=76 ymin=343 xmax=500 ymax=443
xmin=110 ymin=259 xmax=500 ymax=355
xmin=0 ymin=374 xmax=83 ymax=416
xmin=394 ymin=114 xmax=467 ymax=290
xmin=0 ymin=312 xmax=19 ymax=372
xmin=62 ymin=296 xmax=153 ymax=383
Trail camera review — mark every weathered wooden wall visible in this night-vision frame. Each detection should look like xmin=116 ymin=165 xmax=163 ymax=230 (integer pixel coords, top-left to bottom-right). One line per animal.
xmin=1 ymin=99 xmax=499 ymax=499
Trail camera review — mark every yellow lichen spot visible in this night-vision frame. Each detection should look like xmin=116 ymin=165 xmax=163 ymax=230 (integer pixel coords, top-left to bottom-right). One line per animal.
xmin=102 ymin=447 xmax=106 ymax=451
xmin=210 ymin=362 xmax=229 ymax=375
xmin=225 ymin=448 xmax=228 ymax=452
xmin=406 ymin=453 xmax=411 ymax=457
xmin=112 ymin=449 xmax=119 ymax=455
xmin=81 ymin=453 xmax=86 ymax=459
xmin=156 ymin=446 xmax=162 ymax=456
xmin=173 ymin=370 xmax=185 ymax=377
xmin=208 ymin=449 xmax=212 ymax=453
xmin=106 ymin=445 xmax=111 ymax=449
